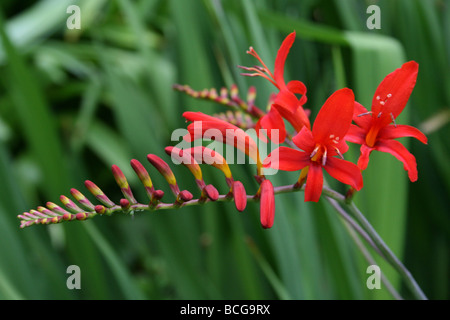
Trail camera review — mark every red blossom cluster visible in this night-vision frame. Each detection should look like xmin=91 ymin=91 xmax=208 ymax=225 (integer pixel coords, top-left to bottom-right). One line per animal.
xmin=180 ymin=31 xmax=427 ymax=228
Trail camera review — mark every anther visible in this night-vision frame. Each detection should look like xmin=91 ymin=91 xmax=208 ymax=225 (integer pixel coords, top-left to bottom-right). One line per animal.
xmin=310 ymin=145 xmax=320 ymax=159
xmin=322 ymin=148 xmax=327 ymax=166
xmin=390 ymin=113 xmax=397 ymax=127
xmin=377 ymin=112 xmax=383 ymax=118
xmin=378 ymin=93 xmax=392 ymax=105
xmin=357 ymin=111 xmax=372 ymax=117
xmin=334 ymin=147 xmax=344 ymax=160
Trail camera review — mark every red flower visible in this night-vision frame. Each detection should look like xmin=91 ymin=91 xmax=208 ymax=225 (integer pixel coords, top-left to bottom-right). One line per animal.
xmin=264 ymin=88 xmax=363 ymax=202
xmin=241 ymin=31 xmax=310 ymax=143
xmin=345 ymin=61 xmax=428 ymax=182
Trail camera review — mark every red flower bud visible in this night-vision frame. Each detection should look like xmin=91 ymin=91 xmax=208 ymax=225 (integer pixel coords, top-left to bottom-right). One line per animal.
xmin=76 ymin=212 xmax=87 ymax=221
xmin=112 ymin=165 xmax=136 ymax=203
xmin=120 ymin=198 xmax=131 ymax=210
xmin=260 ymin=179 xmax=275 ymax=229
xmin=95 ymin=205 xmax=106 ymax=214
xmin=179 ymin=190 xmax=193 ymax=202
xmin=204 ymin=184 xmax=219 ymax=201
xmin=232 ymin=181 xmax=247 ymax=212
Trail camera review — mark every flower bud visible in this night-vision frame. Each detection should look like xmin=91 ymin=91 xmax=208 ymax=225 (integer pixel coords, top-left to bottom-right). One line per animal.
xmin=232 ymin=181 xmax=247 ymax=212
xmin=260 ymin=179 xmax=275 ymax=229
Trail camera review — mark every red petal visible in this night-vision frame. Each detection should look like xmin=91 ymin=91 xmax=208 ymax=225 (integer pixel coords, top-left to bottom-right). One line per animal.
xmin=258 ymin=108 xmax=286 ymax=144
xmin=263 ymin=147 xmax=310 ymax=171
xmin=273 ymin=90 xmax=311 ymax=131
xmin=324 ymin=158 xmax=363 ymax=191
xmin=286 ymin=80 xmax=306 ymax=95
xmin=287 ymin=80 xmax=308 ymax=105
xmin=233 ymin=180 xmax=247 ymax=212
xmin=260 ymin=179 xmax=275 ymax=229
xmin=371 ymin=61 xmax=419 ymax=126
xmin=304 ymin=162 xmax=323 ymax=202
xmin=328 ymin=139 xmax=349 ymax=158
xmin=377 ymin=124 xmax=428 ymax=144
xmin=312 ymin=88 xmax=355 ymax=145
xmin=273 ymin=89 xmax=299 ymax=113
xmin=356 ymin=144 xmax=373 ymax=171
xmin=345 ymin=124 xmax=367 ymax=145
xmin=375 ymin=139 xmax=419 ymax=182
xmin=292 ymin=105 xmax=311 ymax=131
xmin=353 ymin=102 xmax=372 ymax=129
xmin=292 ymin=126 xmax=315 ymax=152
xmin=274 ymin=31 xmax=296 ymax=89
xmin=183 ymin=111 xmax=220 ymax=123
xmin=254 ymin=118 xmax=267 ymax=143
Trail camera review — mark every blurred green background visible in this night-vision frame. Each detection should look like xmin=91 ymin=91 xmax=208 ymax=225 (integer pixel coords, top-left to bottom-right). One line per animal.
xmin=0 ymin=0 xmax=448 ymax=300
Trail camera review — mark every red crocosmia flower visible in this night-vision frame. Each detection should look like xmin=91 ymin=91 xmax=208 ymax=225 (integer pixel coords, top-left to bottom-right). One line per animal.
xmin=259 ymin=179 xmax=275 ymax=229
xmin=240 ymin=31 xmax=310 ymax=143
xmin=345 ymin=61 xmax=428 ymax=182
xmin=264 ymin=88 xmax=363 ymax=202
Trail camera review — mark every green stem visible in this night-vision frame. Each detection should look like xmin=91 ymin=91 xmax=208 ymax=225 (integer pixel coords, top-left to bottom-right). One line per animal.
xmin=276 ymin=183 xmax=426 ymax=300
xmin=346 ymin=202 xmax=428 ymax=300
xmin=326 ymin=198 xmax=403 ymax=300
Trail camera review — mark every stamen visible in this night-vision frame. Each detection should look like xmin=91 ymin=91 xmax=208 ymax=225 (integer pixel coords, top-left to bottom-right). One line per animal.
xmin=357 ymin=111 xmax=372 ymax=117
xmin=329 ymin=134 xmax=335 ymax=139
xmin=379 ymin=101 xmax=385 ymax=105
xmin=390 ymin=113 xmax=397 ymax=127
xmin=387 ymin=93 xmax=392 ymax=98
xmin=246 ymin=47 xmax=274 ymax=80
xmin=334 ymin=147 xmax=344 ymax=160
xmin=377 ymin=112 xmax=383 ymax=118
xmin=254 ymin=65 xmax=268 ymax=72
xmin=322 ymin=148 xmax=327 ymax=166
xmin=238 ymin=65 xmax=278 ymax=87
xmin=376 ymin=96 xmax=381 ymax=100
xmin=310 ymin=145 xmax=320 ymax=159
